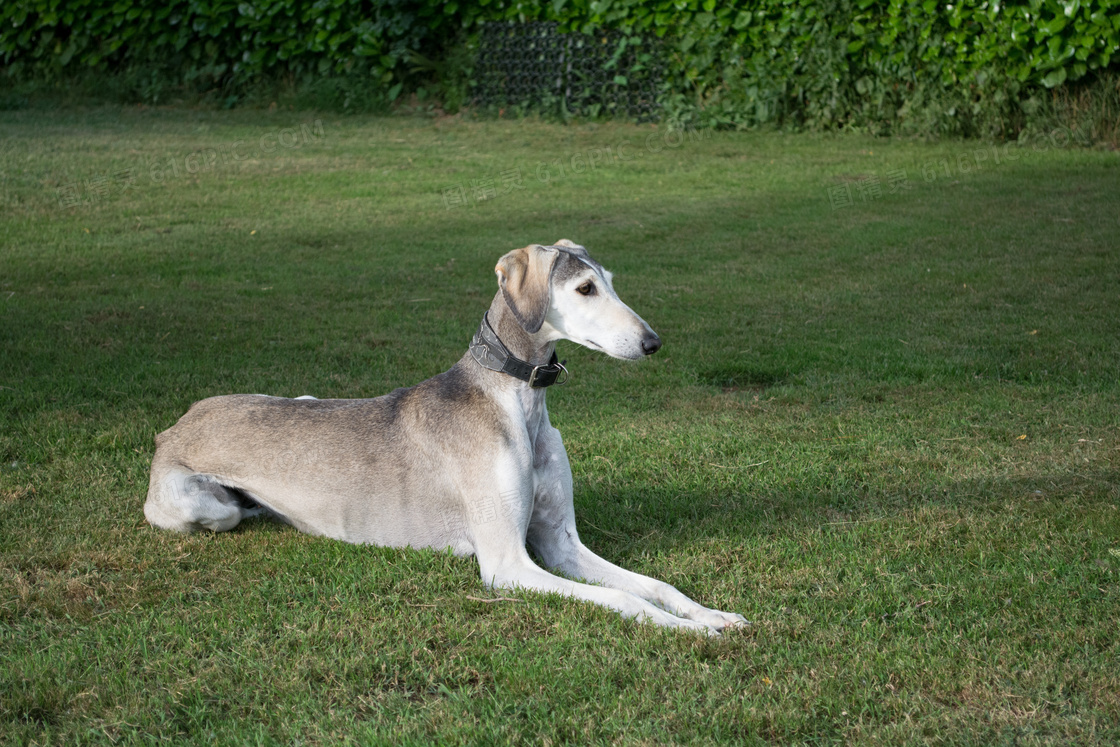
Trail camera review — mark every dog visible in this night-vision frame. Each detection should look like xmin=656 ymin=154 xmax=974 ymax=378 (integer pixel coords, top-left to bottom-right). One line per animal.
xmin=144 ymin=240 xmax=747 ymax=634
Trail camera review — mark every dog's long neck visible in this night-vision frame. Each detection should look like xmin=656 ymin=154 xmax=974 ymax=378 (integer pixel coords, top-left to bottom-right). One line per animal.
xmin=486 ymin=293 xmax=556 ymax=368
xmin=480 ymin=292 xmax=556 ymax=440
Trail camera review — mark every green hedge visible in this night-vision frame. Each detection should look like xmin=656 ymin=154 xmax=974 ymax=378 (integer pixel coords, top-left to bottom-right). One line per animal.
xmin=0 ymin=0 xmax=472 ymax=99
xmin=533 ymin=0 xmax=1120 ymax=136
xmin=2 ymin=0 xmax=1118 ymax=136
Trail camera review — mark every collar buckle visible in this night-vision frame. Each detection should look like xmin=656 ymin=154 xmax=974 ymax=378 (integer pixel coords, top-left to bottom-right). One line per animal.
xmin=527 ymin=364 xmax=545 ymax=388
xmin=528 ymin=360 xmax=568 ymax=388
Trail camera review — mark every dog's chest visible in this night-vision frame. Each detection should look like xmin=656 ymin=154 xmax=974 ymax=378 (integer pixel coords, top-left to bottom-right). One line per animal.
xmin=516 ymin=387 xmax=550 ymax=454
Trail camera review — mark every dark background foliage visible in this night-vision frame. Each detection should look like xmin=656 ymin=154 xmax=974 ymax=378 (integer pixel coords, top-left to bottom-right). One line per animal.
xmin=2 ymin=0 xmax=1118 ymax=136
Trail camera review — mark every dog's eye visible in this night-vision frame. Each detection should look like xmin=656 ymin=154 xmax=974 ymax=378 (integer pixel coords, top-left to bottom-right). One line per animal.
xmin=577 ymin=282 xmax=595 ymax=296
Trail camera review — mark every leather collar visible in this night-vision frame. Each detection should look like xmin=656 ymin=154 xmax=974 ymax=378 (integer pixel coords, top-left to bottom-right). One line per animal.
xmin=469 ymin=312 xmax=567 ymax=388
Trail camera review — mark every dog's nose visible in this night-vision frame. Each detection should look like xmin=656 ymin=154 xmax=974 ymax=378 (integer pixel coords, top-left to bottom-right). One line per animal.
xmin=640 ymin=332 xmax=662 ymax=356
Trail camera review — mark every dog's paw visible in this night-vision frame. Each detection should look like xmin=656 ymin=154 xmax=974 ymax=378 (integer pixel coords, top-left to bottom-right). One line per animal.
xmin=708 ymin=610 xmax=750 ymax=631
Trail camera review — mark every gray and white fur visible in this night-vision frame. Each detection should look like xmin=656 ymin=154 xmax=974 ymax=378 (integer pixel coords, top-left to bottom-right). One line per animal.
xmin=144 ymin=240 xmax=748 ymax=634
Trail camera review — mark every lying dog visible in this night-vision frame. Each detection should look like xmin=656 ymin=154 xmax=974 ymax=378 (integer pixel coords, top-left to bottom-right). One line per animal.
xmin=145 ymin=240 xmax=747 ymax=633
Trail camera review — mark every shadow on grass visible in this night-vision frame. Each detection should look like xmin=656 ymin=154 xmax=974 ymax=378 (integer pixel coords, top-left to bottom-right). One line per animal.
xmin=574 ymin=468 xmax=1120 ymax=563
xmin=696 ymin=365 xmax=788 ymax=392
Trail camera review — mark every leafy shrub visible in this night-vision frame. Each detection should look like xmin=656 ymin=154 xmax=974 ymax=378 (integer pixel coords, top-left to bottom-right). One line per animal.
xmin=1 ymin=0 xmax=1117 ymax=136
xmin=529 ymin=0 xmax=1120 ymax=137
xmin=0 ymin=0 xmax=474 ymax=105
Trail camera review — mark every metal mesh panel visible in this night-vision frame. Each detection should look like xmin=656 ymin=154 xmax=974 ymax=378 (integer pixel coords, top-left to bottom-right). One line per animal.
xmin=474 ymin=22 xmax=663 ymax=122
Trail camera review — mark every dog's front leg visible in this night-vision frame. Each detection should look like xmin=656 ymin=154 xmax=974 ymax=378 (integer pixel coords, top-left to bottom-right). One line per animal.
xmin=464 ymin=471 xmax=715 ymax=634
xmin=544 ymin=537 xmax=749 ymax=632
xmin=475 ymin=543 xmax=716 ymax=635
xmin=527 ymin=438 xmax=748 ymax=633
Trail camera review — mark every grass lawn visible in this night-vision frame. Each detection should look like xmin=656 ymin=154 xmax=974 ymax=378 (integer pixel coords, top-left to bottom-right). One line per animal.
xmin=1 ymin=107 xmax=1118 ymax=744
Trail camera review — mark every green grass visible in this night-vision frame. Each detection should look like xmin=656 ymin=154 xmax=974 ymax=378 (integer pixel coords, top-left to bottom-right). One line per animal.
xmin=1 ymin=107 xmax=1119 ymax=745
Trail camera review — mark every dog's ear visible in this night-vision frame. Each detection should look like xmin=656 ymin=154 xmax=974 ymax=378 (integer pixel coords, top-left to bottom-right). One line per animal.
xmin=495 ymin=244 xmax=559 ymax=333
xmin=552 ymin=239 xmax=589 ymax=259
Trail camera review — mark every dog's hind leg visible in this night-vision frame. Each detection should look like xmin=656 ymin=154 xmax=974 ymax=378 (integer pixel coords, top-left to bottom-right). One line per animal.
xmin=144 ymin=463 xmax=259 ymax=533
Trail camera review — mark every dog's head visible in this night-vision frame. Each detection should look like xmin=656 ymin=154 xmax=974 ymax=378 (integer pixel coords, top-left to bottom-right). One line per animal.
xmin=494 ymin=240 xmax=661 ymax=360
